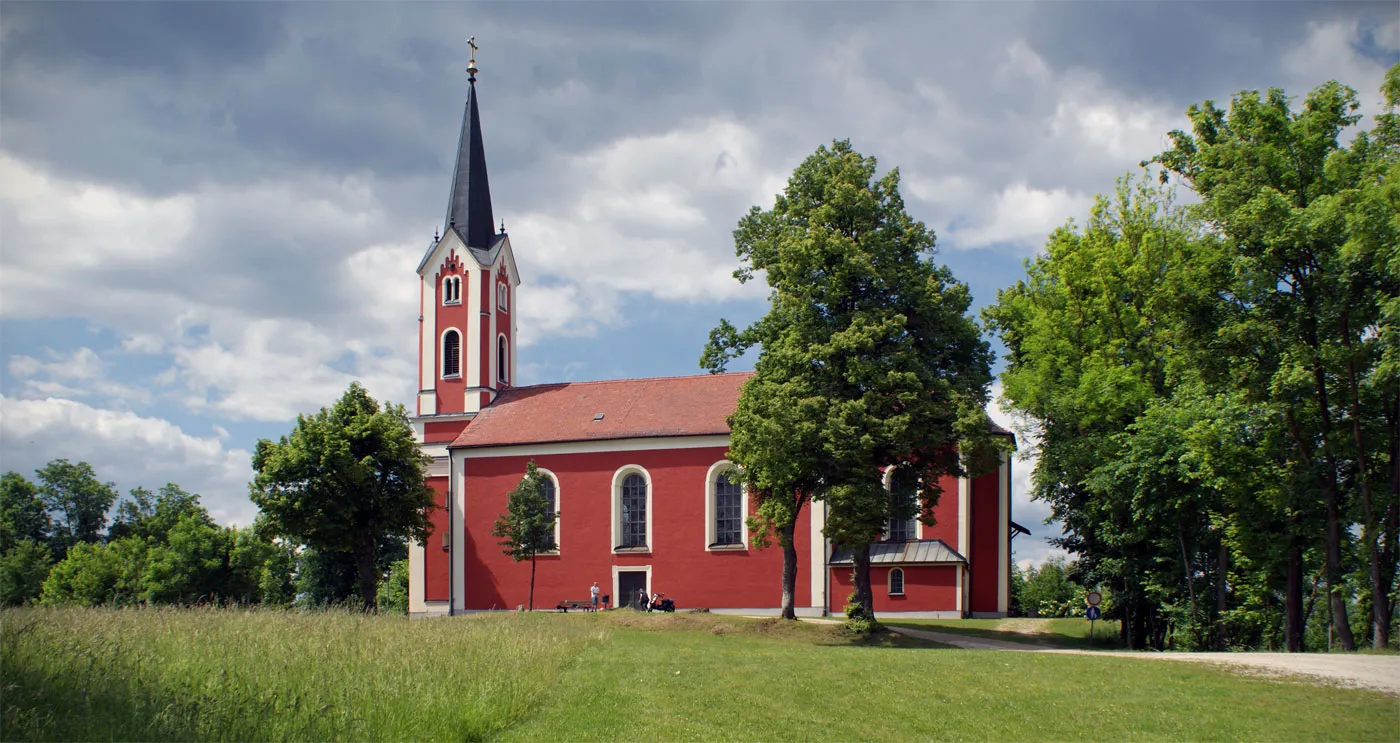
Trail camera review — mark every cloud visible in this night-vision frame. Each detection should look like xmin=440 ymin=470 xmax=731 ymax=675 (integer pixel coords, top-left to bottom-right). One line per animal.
xmin=6 ymin=346 xmax=151 ymax=405
xmin=0 ymin=395 xmax=256 ymax=526
xmin=951 ymin=183 xmax=1092 ymax=252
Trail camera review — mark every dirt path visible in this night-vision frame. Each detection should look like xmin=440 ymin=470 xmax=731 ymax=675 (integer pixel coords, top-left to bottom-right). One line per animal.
xmin=888 ymin=626 xmax=1400 ymax=695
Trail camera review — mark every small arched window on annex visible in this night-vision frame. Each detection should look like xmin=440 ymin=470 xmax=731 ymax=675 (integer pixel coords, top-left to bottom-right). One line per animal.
xmin=497 ymin=334 xmax=509 ymax=385
xmin=497 ymin=282 xmax=509 ymax=313
xmin=440 ymin=328 xmax=462 ymax=378
xmin=611 ymin=466 xmax=651 ymax=552
xmin=442 ymin=275 xmax=461 ymax=305
xmin=888 ymin=567 xmax=906 ymax=596
xmin=705 ymin=461 xmax=747 ymax=551
xmin=883 ymin=467 xmax=919 ymax=542
xmin=535 ymin=467 xmax=560 ymax=552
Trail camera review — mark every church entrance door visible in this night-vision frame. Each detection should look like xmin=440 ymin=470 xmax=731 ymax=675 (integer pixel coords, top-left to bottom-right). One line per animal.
xmin=618 ymin=570 xmax=647 ymax=610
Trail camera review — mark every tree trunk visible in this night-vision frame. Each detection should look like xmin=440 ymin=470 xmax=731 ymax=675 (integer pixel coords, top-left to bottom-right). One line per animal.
xmin=1285 ymin=548 xmax=1304 ymax=652
xmin=1216 ymin=541 xmax=1228 ymax=651
xmin=1323 ymin=480 xmax=1356 ymax=650
xmin=1343 ymin=315 xmax=1387 ymax=650
xmin=352 ymin=527 xmax=378 ymax=613
xmin=529 ymin=552 xmax=536 ymax=611
xmin=851 ymin=546 xmax=875 ymax=619
xmin=1177 ymin=522 xmax=1198 ymax=621
xmin=779 ymin=519 xmax=798 ymax=620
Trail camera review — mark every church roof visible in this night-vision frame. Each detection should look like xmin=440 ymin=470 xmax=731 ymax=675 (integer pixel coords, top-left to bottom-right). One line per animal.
xmin=443 ymin=74 xmax=495 ymax=251
xmin=450 ymin=372 xmax=754 ymax=449
xmin=829 ymin=539 xmax=967 ymax=566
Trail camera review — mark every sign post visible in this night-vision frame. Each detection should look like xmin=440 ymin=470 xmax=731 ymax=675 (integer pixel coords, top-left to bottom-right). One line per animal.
xmin=1085 ymin=591 xmax=1102 ymax=648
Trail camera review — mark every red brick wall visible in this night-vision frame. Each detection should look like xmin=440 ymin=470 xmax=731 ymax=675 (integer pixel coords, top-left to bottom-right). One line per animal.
xmin=424 ymin=475 xmax=451 ymax=601
xmin=969 ymin=469 xmax=1002 ymax=613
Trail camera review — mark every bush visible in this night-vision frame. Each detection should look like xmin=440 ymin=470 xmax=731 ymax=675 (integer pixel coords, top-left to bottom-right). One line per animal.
xmin=843 ymin=591 xmax=880 ymax=635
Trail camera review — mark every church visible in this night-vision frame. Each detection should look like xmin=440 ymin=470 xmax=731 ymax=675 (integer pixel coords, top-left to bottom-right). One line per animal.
xmin=406 ymin=47 xmax=1016 ymax=618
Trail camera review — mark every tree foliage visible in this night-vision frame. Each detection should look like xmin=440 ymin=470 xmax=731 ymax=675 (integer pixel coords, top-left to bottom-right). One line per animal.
xmin=490 ymin=461 xmax=556 ymax=611
xmin=703 ymin=139 xmax=998 ymax=621
xmin=35 ymin=459 xmax=118 ymax=552
xmin=251 ymin=382 xmax=434 ymax=611
xmin=988 ymin=68 xmax=1400 ymax=651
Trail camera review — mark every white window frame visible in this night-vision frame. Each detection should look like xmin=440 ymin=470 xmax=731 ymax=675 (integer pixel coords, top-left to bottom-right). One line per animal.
xmin=888 ymin=567 xmax=905 ymax=596
xmin=497 ymin=334 xmax=509 ymax=385
xmin=704 ymin=461 xmax=747 ymax=551
xmin=443 ymin=275 xmax=461 ymax=305
xmin=440 ymin=327 xmax=462 ymax=379
xmin=882 ymin=467 xmax=921 ymax=542
xmin=536 ymin=467 xmax=561 ymax=552
xmin=497 ymin=282 xmax=509 ymax=313
xmin=611 ymin=465 xmax=652 ymax=552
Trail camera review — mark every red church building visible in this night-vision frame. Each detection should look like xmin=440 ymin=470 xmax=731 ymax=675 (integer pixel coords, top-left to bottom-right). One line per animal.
xmin=407 ymin=50 xmax=1015 ymax=618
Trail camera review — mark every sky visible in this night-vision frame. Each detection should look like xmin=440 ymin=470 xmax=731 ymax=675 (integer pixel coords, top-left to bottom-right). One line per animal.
xmin=1 ymin=2 xmax=1397 ymax=567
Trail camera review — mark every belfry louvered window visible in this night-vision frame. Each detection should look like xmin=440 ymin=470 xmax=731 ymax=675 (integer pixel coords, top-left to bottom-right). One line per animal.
xmin=714 ymin=473 xmax=743 ymax=546
xmin=620 ymin=473 xmax=647 ymax=547
xmin=442 ymin=330 xmax=461 ymax=377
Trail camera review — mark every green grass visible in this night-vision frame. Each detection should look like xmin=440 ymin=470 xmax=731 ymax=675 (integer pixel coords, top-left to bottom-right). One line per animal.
xmin=1 ymin=606 xmax=605 ymax=741
xmin=3 ymin=608 xmax=1396 ymax=742
xmin=883 ymin=617 xmax=1123 ymax=649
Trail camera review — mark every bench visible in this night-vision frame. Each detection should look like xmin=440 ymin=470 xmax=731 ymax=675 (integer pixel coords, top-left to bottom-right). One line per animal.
xmin=555 ymin=597 xmax=604 ymax=612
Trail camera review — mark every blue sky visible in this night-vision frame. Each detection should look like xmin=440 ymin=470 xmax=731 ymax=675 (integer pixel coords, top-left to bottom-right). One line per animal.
xmin=1 ymin=2 xmax=1397 ymax=566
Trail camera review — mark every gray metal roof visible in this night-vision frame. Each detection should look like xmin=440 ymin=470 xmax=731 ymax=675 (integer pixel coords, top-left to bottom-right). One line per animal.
xmin=444 ymin=76 xmax=495 ymax=251
xmin=828 ymin=539 xmax=966 ymax=566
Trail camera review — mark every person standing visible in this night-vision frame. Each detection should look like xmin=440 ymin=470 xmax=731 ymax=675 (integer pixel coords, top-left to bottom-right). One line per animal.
xmin=590 ymin=581 xmax=600 ymax=611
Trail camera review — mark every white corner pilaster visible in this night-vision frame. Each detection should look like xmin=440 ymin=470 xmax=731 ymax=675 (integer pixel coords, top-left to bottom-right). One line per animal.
xmin=809 ymin=497 xmax=827 ymax=612
xmin=451 ymin=449 xmax=466 ymax=613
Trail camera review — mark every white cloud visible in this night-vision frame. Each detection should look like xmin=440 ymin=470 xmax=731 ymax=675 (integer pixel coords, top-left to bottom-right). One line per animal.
xmin=6 ymin=347 xmax=151 ymax=404
xmin=0 ymin=395 xmax=256 ymax=526
xmin=1283 ymin=19 xmax=1398 ymax=118
xmin=952 ymin=182 xmax=1092 ymax=252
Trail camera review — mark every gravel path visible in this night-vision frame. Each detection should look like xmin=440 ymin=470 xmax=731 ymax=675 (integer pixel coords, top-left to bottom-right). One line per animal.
xmin=888 ymin=626 xmax=1400 ymax=694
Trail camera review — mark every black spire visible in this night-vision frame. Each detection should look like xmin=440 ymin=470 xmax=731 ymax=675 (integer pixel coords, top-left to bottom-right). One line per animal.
xmin=444 ymin=40 xmax=494 ymax=250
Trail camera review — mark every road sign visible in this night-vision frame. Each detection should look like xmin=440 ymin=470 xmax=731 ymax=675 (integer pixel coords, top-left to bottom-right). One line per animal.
xmin=1086 ymin=606 xmax=1102 ymax=621
xmin=1085 ymin=590 xmax=1102 ymax=607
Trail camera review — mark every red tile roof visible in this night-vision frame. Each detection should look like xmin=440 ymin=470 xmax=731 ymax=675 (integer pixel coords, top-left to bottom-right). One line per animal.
xmin=450 ymin=372 xmax=754 ymax=449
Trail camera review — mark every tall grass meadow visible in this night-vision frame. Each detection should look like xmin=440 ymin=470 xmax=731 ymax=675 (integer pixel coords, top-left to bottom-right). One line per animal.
xmin=1 ymin=606 xmax=605 ymax=741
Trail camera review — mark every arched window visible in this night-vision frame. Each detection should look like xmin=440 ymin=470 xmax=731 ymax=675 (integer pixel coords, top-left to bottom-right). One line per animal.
xmin=889 ymin=567 xmax=905 ymax=596
xmin=885 ymin=467 xmax=918 ymax=542
xmin=441 ymin=330 xmax=461 ymax=377
xmin=713 ymin=473 xmax=743 ymax=546
xmin=620 ymin=473 xmax=647 ymax=548
xmin=497 ymin=336 xmax=509 ymax=385
xmin=443 ymin=276 xmax=460 ymax=304
xmin=538 ymin=474 xmax=557 ymax=549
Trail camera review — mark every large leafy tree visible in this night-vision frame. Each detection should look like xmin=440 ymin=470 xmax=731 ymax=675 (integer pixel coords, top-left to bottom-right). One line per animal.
xmin=490 ymin=461 xmax=556 ymax=611
xmin=108 ymin=483 xmax=210 ymax=543
xmin=1 ymin=472 xmax=50 ymax=553
xmin=985 ymin=178 xmax=1231 ymax=649
xmin=35 ymin=459 xmax=118 ymax=552
xmin=703 ymin=140 xmax=997 ymax=621
xmin=1150 ymin=70 xmax=1400 ymax=650
xmin=251 ymin=382 xmax=435 ymax=611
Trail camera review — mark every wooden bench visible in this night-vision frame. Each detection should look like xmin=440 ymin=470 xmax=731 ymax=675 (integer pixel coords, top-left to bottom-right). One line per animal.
xmin=555 ymin=598 xmax=602 ymax=612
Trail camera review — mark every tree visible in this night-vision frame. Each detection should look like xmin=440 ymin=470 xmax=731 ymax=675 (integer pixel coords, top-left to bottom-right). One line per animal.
xmin=379 ymin=559 xmax=410 ymax=614
xmin=35 ymin=459 xmax=118 ymax=552
xmin=109 ymin=483 xmax=210 ymax=543
xmin=137 ymin=513 xmax=230 ymax=604
xmin=1 ymin=472 xmax=50 ymax=554
xmin=984 ymin=177 xmax=1233 ymax=649
xmin=0 ymin=539 xmax=52 ymax=606
xmin=251 ymin=382 xmax=435 ymax=611
xmin=703 ymin=140 xmax=998 ymax=622
xmin=1150 ymin=71 xmax=1400 ymax=650
xmin=490 ymin=461 xmax=556 ymax=611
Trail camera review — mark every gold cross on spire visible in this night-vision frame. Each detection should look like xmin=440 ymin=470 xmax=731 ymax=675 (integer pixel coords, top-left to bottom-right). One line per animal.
xmin=466 ymin=36 xmax=479 ymax=79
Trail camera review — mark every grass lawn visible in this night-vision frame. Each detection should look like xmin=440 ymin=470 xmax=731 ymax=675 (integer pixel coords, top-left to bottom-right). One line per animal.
xmin=3 ymin=608 xmax=1396 ymax=742
xmin=882 ymin=617 xmax=1123 ymax=649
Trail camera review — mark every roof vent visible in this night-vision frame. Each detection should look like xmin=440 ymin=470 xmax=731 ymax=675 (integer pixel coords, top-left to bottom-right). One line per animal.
xmin=593 ymin=412 xmax=605 ymax=421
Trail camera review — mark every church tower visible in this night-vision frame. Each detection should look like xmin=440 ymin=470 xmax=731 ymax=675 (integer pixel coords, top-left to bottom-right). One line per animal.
xmin=414 ymin=39 xmax=519 ymax=427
